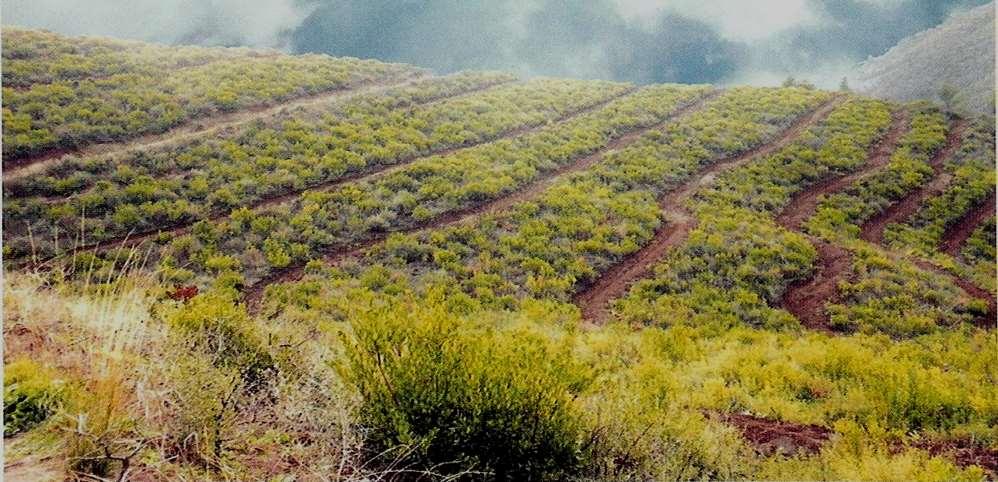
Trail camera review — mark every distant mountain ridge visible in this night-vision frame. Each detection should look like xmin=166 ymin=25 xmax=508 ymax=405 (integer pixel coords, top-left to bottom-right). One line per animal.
xmin=855 ymin=3 xmax=995 ymax=113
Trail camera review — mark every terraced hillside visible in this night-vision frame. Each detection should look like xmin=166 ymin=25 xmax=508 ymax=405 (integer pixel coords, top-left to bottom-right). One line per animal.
xmin=3 ymin=29 xmax=996 ymax=481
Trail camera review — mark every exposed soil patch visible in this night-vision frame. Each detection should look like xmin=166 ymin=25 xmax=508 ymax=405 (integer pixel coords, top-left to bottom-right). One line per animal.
xmin=912 ymin=438 xmax=998 ymax=476
xmin=244 ymin=90 xmax=722 ymax=311
xmin=711 ymin=412 xmax=833 ymax=456
xmin=859 ymin=119 xmax=968 ymax=244
xmin=779 ymin=238 xmax=853 ymax=332
xmin=3 ymin=456 xmax=63 ymax=482
xmin=777 ymin=110 xmax=910 ymax=231
xmin=574 ymin=96 xmax=845 ymax=323
xmin=3 ymin=73 xmax=430 ymax=177
xmin=940 ymin=190 xmax=996 ymax=257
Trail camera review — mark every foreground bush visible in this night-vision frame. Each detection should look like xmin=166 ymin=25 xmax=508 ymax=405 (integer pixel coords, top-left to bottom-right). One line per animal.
xmin=339 ymin=300 xmax=588 ymax=480
xmin=163 ymin=292 xmax=274 ymax=387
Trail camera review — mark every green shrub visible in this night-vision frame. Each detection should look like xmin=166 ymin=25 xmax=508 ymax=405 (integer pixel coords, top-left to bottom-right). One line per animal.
xmin=339 ymin=301 xmax=588 ymax=480
xmin=4 ymin=359 xmax=67 ymax=435
xmin=164 ymin=293 xmax=273 ymax=387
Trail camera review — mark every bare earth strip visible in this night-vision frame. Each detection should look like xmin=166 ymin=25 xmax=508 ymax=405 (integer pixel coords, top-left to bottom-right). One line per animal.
xmin=775 ymin=115 xmax=993 ymax=330
xmin=243 ymin=90 xmax=722 ymax=310
xmin=939 ymin=190 xmax=996 ymax=257
xmin=2 ymin=72 xmax=432 ymax=177
xmin=848 ymin=118 xmax=995 ymax=324
xmin=775 ymin=111 xmax=909 ymax=330
xmin=779 ymin=238 xmax=853 ymax=332
xmin=859 ymin=119 xmax=968 ymax=244
xmin=573 ymin=96 xmax=845 ymax=323
xmin=708 ymin=412 xmax=832 ymax=456
xmin=712 ymin=412 xmax=997 ymax=476
xmin=17 ymin=79 xmax=597 ymax=266
xmin=777 ymin=110 xmax=910 ymax=231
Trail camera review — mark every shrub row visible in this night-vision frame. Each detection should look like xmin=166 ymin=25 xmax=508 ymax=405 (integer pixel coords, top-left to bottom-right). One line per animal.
xmin=884 ymin=118 xmax=996 ymax=256
xmin=266 ymin=86 xmax=830 ymax=309
xmin=616 ymin=98 xmax=892 ymax=329
xmin=3 ymin=29 xmax=421 ymax=159
xmin=6 ymin=75 xmax=617 ymax=256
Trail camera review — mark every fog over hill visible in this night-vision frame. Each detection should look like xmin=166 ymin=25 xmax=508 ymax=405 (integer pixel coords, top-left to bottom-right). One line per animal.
xmin=855 ymin=2 xmax=995 ymax=113
xmin=3 ymin=0 xmax=992 ymax=88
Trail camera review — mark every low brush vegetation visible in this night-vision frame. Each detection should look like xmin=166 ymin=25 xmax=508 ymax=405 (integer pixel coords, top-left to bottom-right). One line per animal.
xmin=3 ymin=28 xmax=995 ymax=481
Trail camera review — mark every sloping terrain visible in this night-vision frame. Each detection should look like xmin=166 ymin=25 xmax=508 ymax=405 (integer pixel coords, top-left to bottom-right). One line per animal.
xmin=855 ymin=3 xmax=995 ymax=113
xmin=2 ymin=28 xmax=996 ymax=481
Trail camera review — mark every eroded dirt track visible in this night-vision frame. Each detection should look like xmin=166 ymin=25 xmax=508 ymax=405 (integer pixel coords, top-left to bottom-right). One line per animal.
xmin=573 ymin=96 xmax=845 ymax=323
xmin=912 ymin=438 xmax=998 ymax=477
xmin=940 ymin=190 xmax=996 ymax=257
xmin=775 ymin=111 xmax=908 ymax=330
xmin=779 ymin=239 xmax=852 ymax=332
xmin=244 ymin=90 xmax=722 ymax=310
xmin=715 ymin=411 xmax=997 ymax=475
xmin=859 ymin=119 xmax=967 ymax=244
xmin=777 ymin=111 xmax=909 ymax=231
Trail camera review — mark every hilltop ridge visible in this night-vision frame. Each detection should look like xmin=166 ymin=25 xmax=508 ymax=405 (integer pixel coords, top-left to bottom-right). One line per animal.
xmin=855 ymin=3 xmax=995 ymax=113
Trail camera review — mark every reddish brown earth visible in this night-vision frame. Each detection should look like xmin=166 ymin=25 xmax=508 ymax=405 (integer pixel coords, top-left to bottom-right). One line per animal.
xmin=717 ymin=412 xmax=997 ymax=473
xmin=859 ymin=119 xmax=968 ymax=244
xmin=18 ymin=82 xmax=629 ymax=268
xmin=243 ymin=90 xmax=722 ymax=311
xmin=779 ymin=238 xmax=852 ymax=332
xmin=940 ymin=190 xmax=996 ymax=257
xmin=912 ymin=438 xmax=998 ymax=476
xmin=711 ymin=412 xmax=833 ymax=456
xmin=774 ymin=111 xmax=908 ymax=330
xmin=573 ymin=95 xmax=846 ymax=323
xmin=3 ymin=72 xmax=432 ymax=177
xmin=907 ymin=257 xmax=997 ymax=328
xmin=777 ymin=110 xmax=910 ymax=231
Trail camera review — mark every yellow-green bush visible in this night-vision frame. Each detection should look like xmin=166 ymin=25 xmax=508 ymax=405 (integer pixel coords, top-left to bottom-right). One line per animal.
xmin=162 ymin=292 xmax=273 ymax=387
xmin=3 ymin=359 xmax=67 ymax=436
xmin=339 ymin=298 xmax=589 ymax=480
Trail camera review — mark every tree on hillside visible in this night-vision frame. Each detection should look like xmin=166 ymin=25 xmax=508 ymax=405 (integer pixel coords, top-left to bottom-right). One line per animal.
xmin=839 ymin=77 xmax=851 ymax=92
xmin=782 ymin=76 xmax=815 ymax=90
xmin=938 ymin=83 xmax=964 ymax=112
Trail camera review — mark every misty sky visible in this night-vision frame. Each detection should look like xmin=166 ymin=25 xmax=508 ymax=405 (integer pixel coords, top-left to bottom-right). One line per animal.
xmin=4 ymin=0 xmax=991 ymax=88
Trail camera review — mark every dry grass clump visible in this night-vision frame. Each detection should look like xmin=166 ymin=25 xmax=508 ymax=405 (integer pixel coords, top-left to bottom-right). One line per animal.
xmin=3 ymin=264 xmax=361 ymax=481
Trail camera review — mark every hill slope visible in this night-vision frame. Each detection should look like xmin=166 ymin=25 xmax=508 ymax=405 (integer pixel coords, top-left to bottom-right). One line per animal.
xmin=2 ymin=28 xmax=996 ymax=481
xmin=854 ymin=3 xmax=995 ymax=113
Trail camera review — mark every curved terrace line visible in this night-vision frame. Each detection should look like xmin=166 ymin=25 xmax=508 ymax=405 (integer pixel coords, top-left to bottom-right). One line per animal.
xmin=3 ymin=71 xmax=432 ymax=177
xmin=243 ymin=89 xmax=723 ymax=310
xmin=573 ymin=96 xmax=846 ymax=323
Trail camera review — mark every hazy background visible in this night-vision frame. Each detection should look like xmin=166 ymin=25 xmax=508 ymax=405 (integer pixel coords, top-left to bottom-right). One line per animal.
xmin=3 ymin=0 xmax=991 ymax=88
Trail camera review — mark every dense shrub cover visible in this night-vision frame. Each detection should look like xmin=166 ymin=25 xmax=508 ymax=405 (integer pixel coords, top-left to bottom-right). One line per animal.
xmin=2 ymin=29 xmax=420 ymax=159
xmin=148 ymin=83 xmax=723 ymax=283
xmin=341 ymin=300 xmax=588 ymax=479
xmin=884 ymin=118 xmax=996 ymax=256
xmin=2 ymin=27 xmax=262 ymax=86
xmin=805 ymin=104 xmax=950 ymax=239
xmin=5 ymin=75 xmax=619 ymax=259
xmin=266 ymin=87 xmax=828 ymax=311
xmin=615 ymin=99 xmax=891 ymax=328
xmin=4 ymin=32 xmax=995 ymax=480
